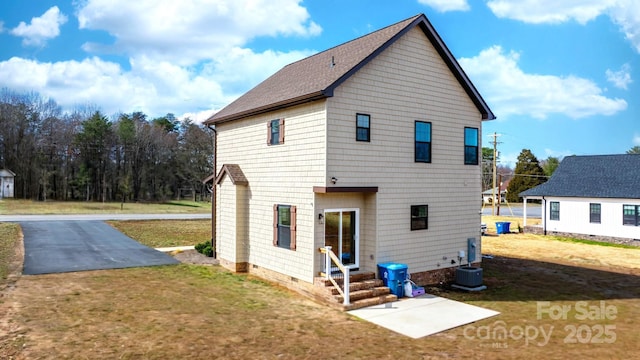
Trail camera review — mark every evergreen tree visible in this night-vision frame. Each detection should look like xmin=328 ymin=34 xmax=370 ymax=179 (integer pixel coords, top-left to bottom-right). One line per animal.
xmin=506 ymin=149 xmax=547 ymax=202
xmin=541 ymin=156 xmax=560 ymax=177
xmin=627 ymin=146 xmax=640 ymax=154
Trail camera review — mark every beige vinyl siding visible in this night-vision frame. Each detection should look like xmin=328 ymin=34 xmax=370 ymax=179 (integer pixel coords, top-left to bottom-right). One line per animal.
xmin=326 ymin=26 xmax=482 ymax=272
xmin=215 ymin=101 xmax=327 ymax=283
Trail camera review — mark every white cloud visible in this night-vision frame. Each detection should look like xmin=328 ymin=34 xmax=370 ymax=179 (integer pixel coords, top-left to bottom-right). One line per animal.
xmin=633 ymin=133 xmax=640 ymax=145
xmin=418 ymin=0 xmax=470 ymax=12
xmin=543 ymin=148 xmax=573 ymax=159
xmin=0 ymin=45 xmax=311 ymax=118
xmin=10 ymin=6 xmax=68 ymax=47
xmin=459 ymin=46 xmax=627 ymax=120
xmin=607 ymin=0 xmax=640 ymax=53
xmin=486 ymin=0 xmax=611 ymax=24
xmin=485 ymin=0 xmax=640 ymax=53
xmin=0 ymin=0 xmax=320 ymax=119
xmin=76 ymin=0 xmax=321 ymax=65
xmin=606 ymin=63 xmax=632 ymax=89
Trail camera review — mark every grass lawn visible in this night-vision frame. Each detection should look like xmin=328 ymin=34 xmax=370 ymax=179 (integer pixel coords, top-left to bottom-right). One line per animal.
xmin=107 ymin=219 xmax=211 ymax=248
xmin=0 ymin=199 xmax=211 ymax=215
xmin=1 ymin=216 xmax=639 ymax=359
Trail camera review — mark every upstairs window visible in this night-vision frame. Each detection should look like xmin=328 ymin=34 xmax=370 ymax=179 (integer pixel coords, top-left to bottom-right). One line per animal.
xmin=267 ymin=119 xmax=284 ymax=145
xmin=589 ymin=203 xmax=601 ymax=224
xmin=623 ymin=205 xmax=639 ymax=226
xmin=464 ymin=127 xmax=479 ymax=165
xmin=356 ymin=113 xmax=370 ymax=142
xmin=415 ymin=121 xmax=431 ymax=163
xmin=411 ymin=205 xmax=428 ymax=230
xmin=550 ymin=201 xmax=560 ymax=221
xmin=273 ymin=204 xmax=297 ymax=250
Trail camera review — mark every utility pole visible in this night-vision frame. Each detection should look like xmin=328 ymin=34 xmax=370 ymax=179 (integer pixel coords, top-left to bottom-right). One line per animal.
xmin=489 ymin=132 xmax=501 ymax=216
xmin=497 ymin=173 xmax=502 ymax=216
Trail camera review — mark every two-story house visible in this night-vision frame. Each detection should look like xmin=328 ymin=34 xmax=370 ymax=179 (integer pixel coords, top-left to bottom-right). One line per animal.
xmin=203 ymin=13 xmax=495 ymax=297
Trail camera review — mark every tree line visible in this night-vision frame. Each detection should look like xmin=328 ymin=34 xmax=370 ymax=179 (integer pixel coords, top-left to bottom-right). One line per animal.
xmin=0 ymin=88 xmax=214 ymax=202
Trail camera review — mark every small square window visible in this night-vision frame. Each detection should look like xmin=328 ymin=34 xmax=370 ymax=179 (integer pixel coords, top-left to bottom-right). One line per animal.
xmin=589 ymin=203 xmax=601 ymax=224
xmin=268 ymin=119 xmax=284 ymax=145
xmin=356 ymin=113 xmax=370 ymax=142
xmin=623 ymin=204 xmax=639 ymax=226
xmin=550 ymin=201 xmax=560 ymax=221
xmin=415 ymin=122 xmax=431 ymax=163
xmin=464 ymin=127 xmax=479 ymax=165
xmin=411 ymin=205 xmax=428 ymax=230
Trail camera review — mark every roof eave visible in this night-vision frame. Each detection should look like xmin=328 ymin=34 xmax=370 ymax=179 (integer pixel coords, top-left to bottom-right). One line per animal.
xmin=205 ymin=91 xmax=328 ymax=125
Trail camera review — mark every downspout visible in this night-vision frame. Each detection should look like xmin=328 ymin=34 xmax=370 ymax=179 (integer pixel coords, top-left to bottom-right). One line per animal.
xmin=542 ymin=196 xmax=547 ymax=236
xmin=206 ymin=124 xmax=217 ymax=258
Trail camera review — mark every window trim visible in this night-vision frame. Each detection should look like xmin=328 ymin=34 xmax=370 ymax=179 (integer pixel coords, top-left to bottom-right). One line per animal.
xmin=550 ymin=201 xmax=560 ymax=221
xmin=356 ymin=113 xmax=370 ymax=142
xmin=273 ymin=204 xmax=297 ymax=250
xmin=411 ymin=205 xmax=429 ymax=231
xmin=464 ymin=127 xmax=479 ymax=165
xmin=623 ymin=204 xmax=639 ymax=226
xmin=267 ymin=118 xmax=285 ymax=145
xmin=415 ymin=121 xmax=432 ymax=163
xmin=589 ymin=203 xmax=601 ymax=224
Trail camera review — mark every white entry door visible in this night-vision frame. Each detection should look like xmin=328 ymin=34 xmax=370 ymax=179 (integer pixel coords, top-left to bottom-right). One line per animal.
xmin=324 ymin=209 xmax=359 ymax=269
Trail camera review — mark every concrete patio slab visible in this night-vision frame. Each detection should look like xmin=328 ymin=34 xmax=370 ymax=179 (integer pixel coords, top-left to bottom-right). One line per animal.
xmin=348 ymin=293 xmax=499 ymax=339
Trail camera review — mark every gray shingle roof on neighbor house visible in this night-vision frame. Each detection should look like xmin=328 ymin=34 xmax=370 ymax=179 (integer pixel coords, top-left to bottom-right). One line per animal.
xmin=520 ymin=154 xmax=640 ymax=199
xmin=205 ymin=13 xmax=495 ymax=124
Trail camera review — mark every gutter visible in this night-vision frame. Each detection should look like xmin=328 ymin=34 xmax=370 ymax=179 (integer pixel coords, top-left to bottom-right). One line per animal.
xmin=206 ymin=124 xmax=218 ymax=258
xmin=542 ymin=196 xmax=547 ymax=236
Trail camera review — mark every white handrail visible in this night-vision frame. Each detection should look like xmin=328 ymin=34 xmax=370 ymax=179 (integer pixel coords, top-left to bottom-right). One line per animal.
xmin=319 ymin=246 xmax=350 ymax=305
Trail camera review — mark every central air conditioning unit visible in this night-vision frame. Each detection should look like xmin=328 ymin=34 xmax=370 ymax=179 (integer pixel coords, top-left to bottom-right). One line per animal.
xmin=455 ymin=266 xmax=483 ymax=287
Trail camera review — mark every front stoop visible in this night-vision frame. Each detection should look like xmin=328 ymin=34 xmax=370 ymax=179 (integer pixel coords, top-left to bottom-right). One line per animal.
xmin=314 ymin=272 xmax=398 ymax=311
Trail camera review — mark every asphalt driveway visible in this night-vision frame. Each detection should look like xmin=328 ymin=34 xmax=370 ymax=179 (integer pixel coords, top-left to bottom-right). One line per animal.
xmin=21 ymin=220 xmax=179 ymax=275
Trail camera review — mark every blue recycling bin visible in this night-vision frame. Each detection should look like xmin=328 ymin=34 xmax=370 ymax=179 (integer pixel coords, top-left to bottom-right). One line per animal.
xmin=377 ymin=262 xmax=408 ymax=297
xmin=495 ymin=222 xmax=511 ymax=234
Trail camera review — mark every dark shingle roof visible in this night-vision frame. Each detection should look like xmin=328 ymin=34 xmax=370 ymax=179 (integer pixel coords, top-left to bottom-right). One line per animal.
xmin=205 ymin=13 xmax=495 ymax=124
xmin=214 ymin=164 xmax=248 ymax=186
xmin=520 ymin=154 xmax=640 ymax=199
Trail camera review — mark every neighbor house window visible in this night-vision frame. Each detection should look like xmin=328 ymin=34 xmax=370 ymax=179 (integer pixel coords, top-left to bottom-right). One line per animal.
xmin=267 ymin=119 xmax=284 ymax=145
xmin=589 ymin=203 xmax=601 ymax=224
xmin=415 ymin=121 xmax=431 ymax=163
xmin=411 ymin=205 xmax=428 ymax=230
xmin=273 ymin=204 xmax=297 ymax=249
xmin=356 ymin=113 xmax=370 ymax=142
xmin=550 ymin=201 xmax=560 ymax=221
xmin=464 ymin=127 xmax=479 ymax=165
xmin=623 ymin=204 xmax=639 ymax=226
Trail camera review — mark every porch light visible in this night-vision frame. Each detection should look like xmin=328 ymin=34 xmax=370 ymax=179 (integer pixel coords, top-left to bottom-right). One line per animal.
xmin=331 ymin=177 xmax=338 ymax=184
xmin=318 ymin=213 xmax=324 ymax=224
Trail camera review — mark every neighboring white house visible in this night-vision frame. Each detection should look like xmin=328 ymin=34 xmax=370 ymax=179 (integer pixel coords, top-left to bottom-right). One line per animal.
xmin=0 ymin=169 xmax=15 ymax=199
xmin=482 ymin=186 xmax=507 ymax=204
xmin=520 ymin=154 xmax=640 ymax=241
xmin=203 ymin=14 xmax=495 ymax=292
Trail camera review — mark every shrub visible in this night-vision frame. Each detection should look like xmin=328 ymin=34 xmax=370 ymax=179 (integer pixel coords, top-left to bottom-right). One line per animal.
xmin=195 ymin=240 xmax=214 ymax=257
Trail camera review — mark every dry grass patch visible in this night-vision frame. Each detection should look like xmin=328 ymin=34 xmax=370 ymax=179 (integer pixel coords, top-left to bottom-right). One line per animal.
xmin=107 ymin=219 xmax=211 ymax=248
xmin=2 ymin=217 xmax=640 ymax=359
xmin=0 ymin=223 xmax=21 ymax=284
xmin=0 ymin=199 xmax=210 ymax=215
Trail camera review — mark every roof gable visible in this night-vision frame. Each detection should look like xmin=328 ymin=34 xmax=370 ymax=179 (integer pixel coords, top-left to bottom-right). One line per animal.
xmin=0 ymin=169 xmax=15 ymax=177
xmin=520 ymin=154 xmax=640 ymax=199
xmin=214 ymin=164 xmax=248 ymax=186
xmin=206 ymin=14 xmax=495 ymax=124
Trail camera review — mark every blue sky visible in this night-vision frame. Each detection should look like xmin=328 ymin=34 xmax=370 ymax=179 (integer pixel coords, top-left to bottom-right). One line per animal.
xmin=1 ymin=0 xmax=639 ymax=166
